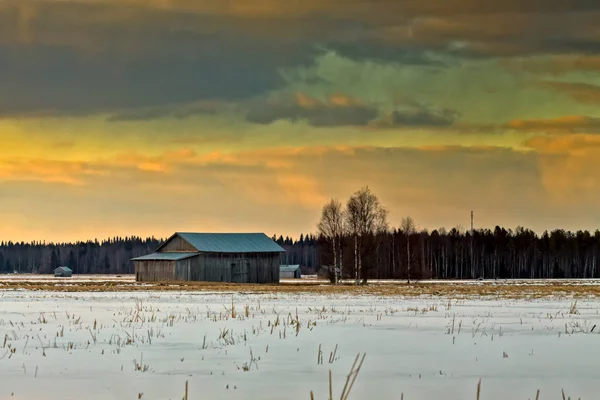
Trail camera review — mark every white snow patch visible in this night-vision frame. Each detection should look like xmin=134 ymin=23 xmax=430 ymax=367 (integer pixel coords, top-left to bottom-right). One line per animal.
xmin=0 ymin=291 xmax=598 ymax=399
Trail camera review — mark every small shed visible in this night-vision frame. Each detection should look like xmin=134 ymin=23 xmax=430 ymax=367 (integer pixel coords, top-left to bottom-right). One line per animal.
xmin=280 ymin=265 xmax=301 ymax=279
xmin=54 ymin=267 xmax=73 ymax=277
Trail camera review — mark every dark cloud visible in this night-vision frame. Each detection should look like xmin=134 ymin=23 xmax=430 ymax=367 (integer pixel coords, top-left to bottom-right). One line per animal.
xmin=501 ymin=55 xmax=600 ymax=75
xmin=323 ymin=41 xmax=452 ymax=65
xmin=245 ymin=94 xmax=378 ymax=127
xmin=359 ymin=9 xmax=600 ymax=59
xmin=244 ymin=94 xmax=460 ymax=128
xmin=0 ymin=2 xmax=320 ymax=117
xmin=535 ymin=81 xmax=600 ymax=104
xmin=106 ymin=101 xmax=227 ymax=122
xmin=0 ymin=39 xmax=311 ymax=117
xmin=363 ymin=0 xmax=600 ymax=16
xmin=388 ymin=107 xmax=459 ymax=127
xmin=1 ymin=1 xmax=600 ymax=118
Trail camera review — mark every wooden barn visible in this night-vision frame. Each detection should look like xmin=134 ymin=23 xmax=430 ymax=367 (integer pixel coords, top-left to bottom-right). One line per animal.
xmin=131 ymin=232 xmax=285 ymax=283
xmin=280 ymin=265 xmax=302 ymax=279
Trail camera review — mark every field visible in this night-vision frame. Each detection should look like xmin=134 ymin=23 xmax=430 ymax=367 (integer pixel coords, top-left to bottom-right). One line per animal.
xmin=1 ymin=276 xmax=600 ymax=399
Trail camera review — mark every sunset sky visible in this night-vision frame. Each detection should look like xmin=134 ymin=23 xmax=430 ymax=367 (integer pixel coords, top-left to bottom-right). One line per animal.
xmin=2 ymin=1 xmax=600 ymax=242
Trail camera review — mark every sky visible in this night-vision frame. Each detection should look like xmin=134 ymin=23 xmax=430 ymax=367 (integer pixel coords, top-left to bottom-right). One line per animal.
xmin=2 ymin=0 xmax=600 ymax=242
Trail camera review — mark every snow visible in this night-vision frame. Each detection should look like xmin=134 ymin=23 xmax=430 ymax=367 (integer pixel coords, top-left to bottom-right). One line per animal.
xmin=0 ymin=274 xmax=133 ymax=283
xmin=3 ymin=274 xmax=600 ymax=287
xmin=1 ymin=290 xmax=599 ymax=399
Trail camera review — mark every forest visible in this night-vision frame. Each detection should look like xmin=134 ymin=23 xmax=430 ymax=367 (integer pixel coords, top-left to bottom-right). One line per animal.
xmin=0 ymin=186 xmax=599 ymax=280
xmin=1 ymin=227 xmax=599 ymax=280
xmin=277 ymin=225 xmax=600 ymax=281
xmin=310 ymin=187 xmax=600 ymax=282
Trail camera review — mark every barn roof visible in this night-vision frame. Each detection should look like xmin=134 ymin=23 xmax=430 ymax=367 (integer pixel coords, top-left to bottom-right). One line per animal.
xmin=157 ymin=232 xmax=285 ymax=253
xmin=54 ymin=266 xmax=72 ymax=272
xmin=131 ymin=252 xmax=199 ymax=261
xmin=280 ymin=265 xmax=301 ymax=272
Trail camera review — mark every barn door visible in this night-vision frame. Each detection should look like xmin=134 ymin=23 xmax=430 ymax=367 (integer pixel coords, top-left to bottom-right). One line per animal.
xmin=231 ymin=261 xmax=248 ymax=283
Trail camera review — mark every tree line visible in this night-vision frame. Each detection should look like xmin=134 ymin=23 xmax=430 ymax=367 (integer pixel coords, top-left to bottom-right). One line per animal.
xmin=307 ymin=224 xmax=600 ymax=282
xmin=0 ymin=186 xmax=599 ymax=280
xmin=0 ymin=237 xmax=161 ymax=274
xmin=0 ymin=234 xmax=322 ymax=275
xmin=313 ymin=186 xmax=600 ymax=283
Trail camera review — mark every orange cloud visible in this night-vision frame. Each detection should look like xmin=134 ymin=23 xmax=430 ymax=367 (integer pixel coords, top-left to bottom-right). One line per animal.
xmin=0 ymin=158 xmax=101 ymax=185
xmin=275 ymin=173 xmax=326 ymax=207
xmin=293 ymin=92 xmax=364 ymax=109
xmin=525 ymin=134 xmax=600 ymax=155
xmin=195 ymin=146 xmax=354 ymax=169
xmin=328 ymin=94 xmax=363 ymax=107
xmin=0 ymin=149 xmax=201 ymax=186
xmin=16 ymin=2 xmax=37 ymax=44
xmin=112 ymin=149 xmax=198 ymax=172
xmin=512 ymin=132 xmax=600 ymax=206
xmin=294 ymin=92 xmax=320 ymax=108
xmin=3 ymin=143 xmax=600 ymax=242
xmin=505 ymin=116 xmax=600 ymax=133
xmin=0 ymin=147 xmax=331 ymax=209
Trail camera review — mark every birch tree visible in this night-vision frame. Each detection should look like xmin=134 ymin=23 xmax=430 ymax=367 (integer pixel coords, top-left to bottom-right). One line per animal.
xmin=400 ymin=216 xmax=416 ymax=284
xmin=317 ymin=198 xmax=345 ymax=284
xmin=346 ymin=186 xmax=388 ymax=284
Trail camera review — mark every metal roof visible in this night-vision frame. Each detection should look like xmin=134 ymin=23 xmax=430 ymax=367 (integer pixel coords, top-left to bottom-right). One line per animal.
xmin=280 ymin=265 xmax=301 ymax=272
xmin=54 ymin=266 xmax=73 ymax=272
xmin=169 ymin=232 xmax=286 ymax=253
xmin=131 ymin=252 xmax=199 ymax=261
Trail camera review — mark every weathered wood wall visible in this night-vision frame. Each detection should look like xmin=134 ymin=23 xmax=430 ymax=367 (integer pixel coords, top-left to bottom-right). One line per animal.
xmin=135 ymin=260 xmax=176 ymax=281
xmin=174 ymin=256 xmax=202 ymax=281
xmin=159 ymin=236 xmax=196 ymax=252
xmin=196 ymin=252 xmax=280 ymax=283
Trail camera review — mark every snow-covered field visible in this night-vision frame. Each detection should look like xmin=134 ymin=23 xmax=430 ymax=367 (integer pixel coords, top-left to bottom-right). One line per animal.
xmin=1 ymin=290 xmax=600 ymax=399
xmin=0 ymin=274 xmax=133 ymax=282
xmin=4 ymin=273 xmax=600 ymax=286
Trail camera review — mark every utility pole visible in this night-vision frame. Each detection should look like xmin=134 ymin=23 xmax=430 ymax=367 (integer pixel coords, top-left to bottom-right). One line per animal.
xmin=470 ymin=210 xmax=474 ymax=279
xmin=471 ymin=210 xmax=474 ymax=233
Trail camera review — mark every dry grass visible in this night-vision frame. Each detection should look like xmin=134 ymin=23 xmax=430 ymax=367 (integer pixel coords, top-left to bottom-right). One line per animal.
xmin=1 ymin=278 xmax=600 ymax=298
xmin=312 ymin=353 xmax=366 ymax=400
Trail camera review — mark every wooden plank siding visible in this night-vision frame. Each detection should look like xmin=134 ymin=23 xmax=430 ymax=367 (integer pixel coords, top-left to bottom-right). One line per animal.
xmin=135 ymin=260 xmax=176 ymax=281
xmin=159 ymin=236 xmax=197 ymax=252
xmin=175 ymin=256 xmax=202 ymax=281
xmin=135 ymin=253 xmax=280 ymax=283
xmin=196 ymin=252 xmax=280 ymax=284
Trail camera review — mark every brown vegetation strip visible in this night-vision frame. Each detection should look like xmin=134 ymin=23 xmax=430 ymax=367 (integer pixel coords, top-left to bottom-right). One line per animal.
xmin=1 ymin=280 xmax=600 ymax=298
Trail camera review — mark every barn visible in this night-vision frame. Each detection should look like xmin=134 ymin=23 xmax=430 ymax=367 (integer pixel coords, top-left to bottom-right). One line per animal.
xmin=280 ymin=265 xmax=302 ymax=279
xmin=131 ymin=232 xmax=285 ymax=283
xmin=54 ymin=266 xmax=73 ymax=277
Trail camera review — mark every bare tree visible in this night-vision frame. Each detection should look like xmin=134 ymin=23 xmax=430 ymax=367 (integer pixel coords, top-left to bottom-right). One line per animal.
xmin=317 ymin=198 xmax=345 ymax=284
xmin=400 ymin=216 xmax=416 ymax=284
xmin=346 ymin=187 xmax=388 ymax=284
